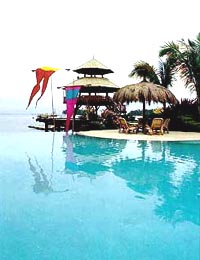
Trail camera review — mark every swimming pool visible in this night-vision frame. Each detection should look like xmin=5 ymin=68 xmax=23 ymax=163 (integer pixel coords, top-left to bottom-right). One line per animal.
xmin=0 ymin=129 xmax=199 ymax=259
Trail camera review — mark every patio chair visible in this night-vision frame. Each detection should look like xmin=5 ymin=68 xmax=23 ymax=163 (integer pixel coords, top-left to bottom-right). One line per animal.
xmin=144 ymin=118 xmax=164 ymax=135
xmin=163 ymin=118 xmax=170 ymax=133
xmin=118 ymin=117 xmax=138 ymax=134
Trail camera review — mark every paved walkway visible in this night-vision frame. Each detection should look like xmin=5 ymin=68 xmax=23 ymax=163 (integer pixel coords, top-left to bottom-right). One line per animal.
xmin=77 ymin=129 xmax=200 ymax=141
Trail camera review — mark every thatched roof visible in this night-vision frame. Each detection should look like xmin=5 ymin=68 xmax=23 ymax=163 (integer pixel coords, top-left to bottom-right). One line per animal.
xmin=113 ymin=82 xmax=178 ymax=105
xmin=114 ymin=81 xmax=179 ymax=130
xmin=73 ymin=58 xmax=114 ymax=75
xmin=66 ymin=76 xmax=120 ymax=93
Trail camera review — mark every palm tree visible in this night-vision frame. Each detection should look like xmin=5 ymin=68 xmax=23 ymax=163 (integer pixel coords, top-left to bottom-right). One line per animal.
xmin=129 ymin=59 xmax=176 ymax=87
xmin=157 ymin=58 xmax=177 ymax=109
xmin=114 ymin=62 xmax=178 ymax=128
xmin=159 ymin=33 xmax=200 ymax=116
xmin=129 ymin=61 xmax=160 ymax=83
xmin=157 ymin=58 xmax=176 ymax=89
xmin=129 ymin=59 xmax=176 ymax=109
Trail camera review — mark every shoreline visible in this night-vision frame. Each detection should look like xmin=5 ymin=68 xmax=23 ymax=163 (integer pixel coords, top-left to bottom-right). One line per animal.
xmin=77 ymin=129 xmax=200 ymax=141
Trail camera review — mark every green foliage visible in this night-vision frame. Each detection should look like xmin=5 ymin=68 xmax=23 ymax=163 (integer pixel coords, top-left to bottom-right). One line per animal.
xmin=159 ymin=41 xmax=180 ymax=58
xmin=129 ymin=61 xmax=160 ymax=83
xmin=158 ymin=58 xmax=177 ymax=88
xmin=129 ymin=58 xmax=176 ymax=89
xmin=159 ymin=34 xmax=200 ymax=111
xmin=163 ymin=99 xmax=200 ymax=131
xmin=129 ymin=33 xmax=200 ymax=117
xmin=126 ymin=101 xmax=200 ymax=131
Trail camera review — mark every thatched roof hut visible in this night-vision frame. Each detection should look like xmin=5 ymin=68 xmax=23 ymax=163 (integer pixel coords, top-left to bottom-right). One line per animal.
xmin=68 ymin=57 xmax=119 ymax=93
xmin=66 ymin=76 xmax=119 ymax=93
xmin=113 ymin=81 xmax=179 ymax=128
xmin=65 ymin=58 xmax=120 ymax=113
xmin=73 ymin=58 xmax=113 ymax=75
xmin=113 ymin=82 xmax=178 ymax=105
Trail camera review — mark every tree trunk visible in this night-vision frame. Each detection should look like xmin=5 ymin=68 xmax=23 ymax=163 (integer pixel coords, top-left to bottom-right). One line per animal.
xmin=197 ymin=96 xmax=200 ymax=117
xmin=163 ymin=101 xmax=166 ymax=111
xmin=196 ymin=86 xmax=200 ymax=117
xmin=142 ymin=100 xmax=146 ymax=131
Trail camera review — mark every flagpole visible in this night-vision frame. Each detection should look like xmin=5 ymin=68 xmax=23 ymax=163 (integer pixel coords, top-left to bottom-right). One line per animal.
xmin=72 ymin=113 xmax=75 ymax=134
xmin=51 ymin=77 xmax=56 ymax=131
xmin=72 ymin=81 xmax=75 ymax=134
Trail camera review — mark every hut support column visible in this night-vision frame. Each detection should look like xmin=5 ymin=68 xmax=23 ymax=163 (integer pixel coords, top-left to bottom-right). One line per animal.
xmin=45 ymin=121 xmax=49 ymax=132
xmin=142 ymin=100 xmax=146 ymax=131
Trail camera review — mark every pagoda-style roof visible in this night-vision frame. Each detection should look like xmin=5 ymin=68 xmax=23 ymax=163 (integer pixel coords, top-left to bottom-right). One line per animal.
xmin=66 ymin=76 xmax=120 ymax=93
xmin=73 ymin=58 xmax=114 ymax=76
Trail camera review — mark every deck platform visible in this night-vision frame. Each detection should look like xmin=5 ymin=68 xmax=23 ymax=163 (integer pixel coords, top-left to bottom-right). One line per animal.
xmin=35 ymin=116 xmax=105 ymax=132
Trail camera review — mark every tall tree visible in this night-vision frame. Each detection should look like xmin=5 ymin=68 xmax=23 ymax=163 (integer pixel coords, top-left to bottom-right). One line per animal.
xmin=129 ymin=59 xmax=176 ymax=109
xmin=159 ymin=33 xmax=200 ymax=115
xmin=157 ymin=58 xmax=176 ymax=88
xmin=129 ymin=61 xmax=160 ymax=83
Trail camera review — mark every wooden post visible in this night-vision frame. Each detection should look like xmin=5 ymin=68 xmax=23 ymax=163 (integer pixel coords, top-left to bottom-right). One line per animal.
xmin=45 ymin=121 xmax=49 ymax=132
xmin=51 ymin=78 xmax=56 ymax=131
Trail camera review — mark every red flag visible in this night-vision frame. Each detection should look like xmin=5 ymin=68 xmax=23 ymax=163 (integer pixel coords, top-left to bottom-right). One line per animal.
xmin=26 ymin=67 xmax=59 ymax=109
xmin=35 ymin=70 xmax=55 ymax=106
xmin=65 ymin=86 xmax=81 ymax=132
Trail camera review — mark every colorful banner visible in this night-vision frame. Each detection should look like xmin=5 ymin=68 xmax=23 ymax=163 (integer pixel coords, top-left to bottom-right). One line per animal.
xmin=26 ymin=67 xmax=59 ymax=109
xmin=65 ymin=86 xmax=81 ymax=132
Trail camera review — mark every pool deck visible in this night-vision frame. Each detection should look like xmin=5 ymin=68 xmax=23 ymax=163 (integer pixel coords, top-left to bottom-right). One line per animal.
xmin=77 ymin=130 xmax=200 ymax=141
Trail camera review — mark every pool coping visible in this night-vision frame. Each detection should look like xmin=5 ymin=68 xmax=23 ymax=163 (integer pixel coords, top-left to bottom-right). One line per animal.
xmin=76 ymin=129 xmax=200 ymax=141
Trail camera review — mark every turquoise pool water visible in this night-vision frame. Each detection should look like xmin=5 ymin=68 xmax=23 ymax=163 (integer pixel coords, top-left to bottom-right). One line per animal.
xmin=0 ymin=116 xmax=199 ymax=260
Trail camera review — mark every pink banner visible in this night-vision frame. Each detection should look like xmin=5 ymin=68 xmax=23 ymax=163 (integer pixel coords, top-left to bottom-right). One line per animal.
xmin=65 ymin=86 xmax=81 ymax=132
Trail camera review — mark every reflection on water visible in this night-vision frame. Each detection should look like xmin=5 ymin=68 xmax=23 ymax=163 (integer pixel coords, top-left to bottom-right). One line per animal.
xmin=27 ymin=154 xmax=68 ymax=194
xmin=24 ymin=133 xmax=199 ymax=225
xmin=26 ymin=140 xmax=69 ymax=194
xmin=63 ymin=134 xmax=126 ymax=176
xmin=27 ymin=154 xmax=54 ymax=194
xmin=1 ymin=129 xmax=199 ymax=260
xmin=62 ymin=135 xmax=200 ymax=226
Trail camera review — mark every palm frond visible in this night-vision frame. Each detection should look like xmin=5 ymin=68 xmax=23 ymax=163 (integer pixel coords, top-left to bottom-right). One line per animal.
xmin=129 ymin=60 xmax=160 ymax=83
xmin=159 ymin=41 xmax=180 ymax=57
xmin=158 ymin=59 xmax=176 ymax=88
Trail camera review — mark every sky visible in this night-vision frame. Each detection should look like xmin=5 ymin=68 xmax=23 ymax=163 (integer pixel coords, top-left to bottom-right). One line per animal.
xmin=0 ymin=0 xmax=199 ymax=115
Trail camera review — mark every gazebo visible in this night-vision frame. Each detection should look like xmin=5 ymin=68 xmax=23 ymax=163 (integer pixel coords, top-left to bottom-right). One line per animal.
xmin=65 ymin=58 xmax=120 ymax=114
xmin=35 ymin=59 xmax=121 ymax=131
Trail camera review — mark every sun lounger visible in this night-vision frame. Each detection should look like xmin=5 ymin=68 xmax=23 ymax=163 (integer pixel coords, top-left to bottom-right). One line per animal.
xmin=144 ymin=118 xmax=164 ymax=135
xmin=118 ymin=117 xmax=138 ymax=134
